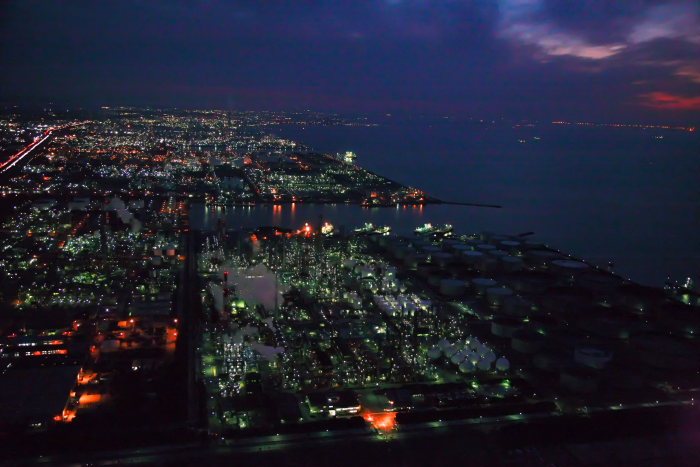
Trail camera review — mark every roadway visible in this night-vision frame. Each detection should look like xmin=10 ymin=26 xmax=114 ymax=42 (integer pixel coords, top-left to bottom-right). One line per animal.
xmin=0 ymin=122 xmax=89 ymax=177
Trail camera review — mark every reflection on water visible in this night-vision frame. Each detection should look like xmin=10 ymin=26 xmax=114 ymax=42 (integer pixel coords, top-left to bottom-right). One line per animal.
xmin=193 ymin=203 xmax=489 ymax=237
xmin=191 ymin=200 xmax=695 ymax=288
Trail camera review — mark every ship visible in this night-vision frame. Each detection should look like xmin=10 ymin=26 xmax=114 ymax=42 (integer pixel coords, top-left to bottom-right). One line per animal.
xmin=414 ymin=222 xmax=453 ymax=237
xmin=354 ymin=222 xmax=392 ymax=235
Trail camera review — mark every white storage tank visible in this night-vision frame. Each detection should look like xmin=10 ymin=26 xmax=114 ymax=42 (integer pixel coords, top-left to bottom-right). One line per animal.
xmin=428 ymin=346 xmax=442 ymax=360
xmin=451 ymin=350 xmax=468 ymax=364
xmin=477 ymin=358 xmax=492 ymax=371
xmin=445 ymin=345 xmax=460 ymax=358
xmin=495 ymin=357 xmax=510 ymax=372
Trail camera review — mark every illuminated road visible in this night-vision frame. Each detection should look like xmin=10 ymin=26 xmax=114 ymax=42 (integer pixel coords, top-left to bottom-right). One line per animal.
xmin=15 ymin=397 xmax=696 ymax=465
xmin=0 ymin=122 xmax=89 ymax=176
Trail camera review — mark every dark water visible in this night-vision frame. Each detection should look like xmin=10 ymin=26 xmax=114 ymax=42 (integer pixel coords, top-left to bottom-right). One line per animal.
xmin=191 ymin=120 xmax=700 ymax=286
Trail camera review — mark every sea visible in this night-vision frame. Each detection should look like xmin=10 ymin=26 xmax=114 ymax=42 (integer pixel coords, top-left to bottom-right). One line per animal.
xmin=190 ymin=118 xmax=700 ymax=287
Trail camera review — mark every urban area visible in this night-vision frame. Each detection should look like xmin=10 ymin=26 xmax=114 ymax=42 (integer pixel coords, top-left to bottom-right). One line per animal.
xmin=1 ymin=106 xmax=699 ymax=464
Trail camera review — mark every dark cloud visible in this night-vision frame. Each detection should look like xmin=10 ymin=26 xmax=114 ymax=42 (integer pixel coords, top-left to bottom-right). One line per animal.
xmin=0 ymin=0 xmax=697 ymax=122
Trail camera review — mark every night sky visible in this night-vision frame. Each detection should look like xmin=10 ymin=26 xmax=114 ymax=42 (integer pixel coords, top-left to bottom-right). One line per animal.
xmin=1 ymin=0 xmax=699 ymax=121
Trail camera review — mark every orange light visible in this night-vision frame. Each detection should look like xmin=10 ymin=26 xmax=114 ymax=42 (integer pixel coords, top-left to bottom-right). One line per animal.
xmin=362 ymin=411 xmax=397 ymax=431
xmin=57 ymin=349 xmax=68 ymax=355
xmin=78 ymin=393 xmax=102 ymax=405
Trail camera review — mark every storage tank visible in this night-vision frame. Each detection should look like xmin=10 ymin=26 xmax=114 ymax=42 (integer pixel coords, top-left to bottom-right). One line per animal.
xmin=500 ymin=256 xmax=525 ymax=272
xmin=529 ymin=314 xmax=559 ymax=335
xmin=451 ymin=244 xmax=473 ymax=255
xmin=574 ymin=346 xmax=613 ymax=369
xmin=551 ymin=259 xmax=590 ymax=276
xmin=502 ymin=296 xmax=531 ymax=317
xmin=421 ymin=245 xmax=442 ymax=255
xmin=523 ymin=239 xmax=546 ymax=250
xmin=540 ymin=286 xmax=594 ymax=314
xmin=491 ymin=317 xmax=522 ymax=338
xmin=488 ymin=249 xmax=508 ymax=258
xmin=495 ymin=357 xmax=510 ymax=372
xmin=428 ymin=346 xmax=442 ymax=360
xmin=462 ymin=250 xmax=488 ymax=270
xmin=427 ymin=271 xmax=451 ymax=288
xmin=431 ymin=252 xmax=454 ymax=268
xmin=511 ymin=329 xmax=545 ymax=354
xmin=459 ymin=360 xmax=475 ymax=373
xmin=477 ymin=358 xmax=492 ymax=371
xmin=471 ymin=278 xmax=498 ymax=295
xmin=440 ymin=278 xmax=466 ymax=297
xmin=499 ymin=240 xmax=521 ymax=253
xmin=451 ymin=350 xmax=468 ymax=364
xmin=485 ymin=286 xmax=514 ymax=308
xmin=416 ymin=262 xmax=438 ymax=279
xmin=509 ymin=271 xmax=557 ymax=294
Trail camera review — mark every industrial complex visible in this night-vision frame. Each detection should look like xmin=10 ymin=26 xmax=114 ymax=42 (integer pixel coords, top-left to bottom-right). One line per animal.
xmin=0 ymin=107 xmax=698 ymax=464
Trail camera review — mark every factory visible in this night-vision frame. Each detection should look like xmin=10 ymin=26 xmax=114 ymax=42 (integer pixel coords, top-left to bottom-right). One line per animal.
xmin=198 ymin=223 xmax=699 ymax=437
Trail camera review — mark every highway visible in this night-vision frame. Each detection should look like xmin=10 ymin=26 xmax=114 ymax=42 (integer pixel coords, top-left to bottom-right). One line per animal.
xmin=0 ymin=122 xmax=89 ymax=176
